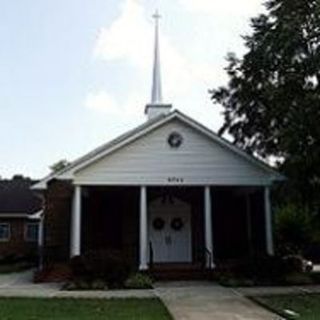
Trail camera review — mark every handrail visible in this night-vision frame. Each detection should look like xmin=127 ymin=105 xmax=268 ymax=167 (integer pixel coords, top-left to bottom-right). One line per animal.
xmin=203 ymin=247 xmax=213 ymax=269
xmin=149 ymin=241 xmax=154 ymax=269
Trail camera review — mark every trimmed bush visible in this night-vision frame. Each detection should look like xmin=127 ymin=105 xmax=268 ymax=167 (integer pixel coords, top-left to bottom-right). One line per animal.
xmin=125 ymin=273 xmax=153 ymax=289
xmin=230 ymin=255 xmax=286 ymax=281
xmin=69 ymin=250 xmax=131 ymax=287
xmin=282 ymin=255 xmax=304 ymax=273
xmin=284 ymin=272 xmax=313 ymax=285
xmin=69 ymin=256 xmax=88 ymax=279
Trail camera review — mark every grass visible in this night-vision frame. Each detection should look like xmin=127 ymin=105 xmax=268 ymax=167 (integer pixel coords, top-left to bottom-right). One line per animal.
xmin=0 ymin=298 xmax=173 ymax=320
xmin=253 ymin=294 xmax=320 ymax=319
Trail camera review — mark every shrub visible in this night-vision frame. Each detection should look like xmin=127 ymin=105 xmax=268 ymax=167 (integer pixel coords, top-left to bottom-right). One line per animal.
xmin=0 ymin=253 xmax=17 ymax=264
xmin=231 ymin=255 xmax=286 ymax=281
xmin=310 ymin=272 xmax=320 ymax=284
xmin=125 ymin=273 xmax=153 ymax=289
xmin=91 ymin=279 xmax=107 ymax=290
xmin=69 ymin=250 xmax=131 ymax=287
xmin=0 ymin=253 xmax=37 ymax=265
xmin=282 ymin=255 xmax=304 ymax=273
xmin=69 ymin=256 xmax=88 ymax=280
xmin=283 ymin=272 xmax=313 ymax=285
xmin=63 ymin=279 xmax=107 ymax=291
xmin=275 ymin=204 xmax=312 ymax=255
xmin=216 ymin=272 xmax=255 ymax=287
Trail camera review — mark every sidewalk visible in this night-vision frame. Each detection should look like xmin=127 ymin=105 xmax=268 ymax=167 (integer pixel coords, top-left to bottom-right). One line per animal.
xmin=0 ymin=270 xmax=154 ymax=299
xmin=154 ymin=281 xmax=281 ymax=320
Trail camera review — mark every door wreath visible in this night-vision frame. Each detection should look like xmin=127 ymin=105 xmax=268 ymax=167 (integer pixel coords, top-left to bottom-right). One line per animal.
xmin=171 ymin=217 xmax=184 ymax=231
xmin=153 ymin=217 xmax=165 ymax=230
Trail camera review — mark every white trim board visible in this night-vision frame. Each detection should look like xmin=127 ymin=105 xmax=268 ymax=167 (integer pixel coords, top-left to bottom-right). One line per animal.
xmin=0 ymin=213 xmax=41 ymax=219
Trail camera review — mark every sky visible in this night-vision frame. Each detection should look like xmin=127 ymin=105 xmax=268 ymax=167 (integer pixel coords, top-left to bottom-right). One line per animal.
xmin=0 ymin=0 xmax=266 ymax=179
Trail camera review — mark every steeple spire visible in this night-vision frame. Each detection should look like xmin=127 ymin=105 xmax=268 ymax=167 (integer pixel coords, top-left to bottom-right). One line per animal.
xmin=151 ymin=10 xmax=162 ymax=104
xmin=145 ymin=10 xmax=172 ymax=120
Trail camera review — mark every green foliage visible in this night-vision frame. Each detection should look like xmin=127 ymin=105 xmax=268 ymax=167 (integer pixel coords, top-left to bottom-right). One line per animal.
xmin=236 ymin=255 xmax=287 ymax=281
xmin=282 ymin=255 xmax=305 ymax=273
xmin=49 ymin=159 xmax=70 ymax=173
xmin=63 ymin=279 xmax=107 ymax=291
xmin=283 ymin=272 xmax=313 ymax=285
xmin=216 ymin=255 xmax=313 ymax=286
xmin=211 ymin=0 xmax=320 ymax=209
xmin=125 ymin=273 xmax=153 ymax=289
xmin=69 ymin=250 xmax=131 ymax=288
xmin=275 ymin=204 xmax=312 ymax=255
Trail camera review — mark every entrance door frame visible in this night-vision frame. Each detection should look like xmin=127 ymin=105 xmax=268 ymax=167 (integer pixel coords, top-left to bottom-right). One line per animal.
xmin=148 ymin=196 xmax=192 ymax=264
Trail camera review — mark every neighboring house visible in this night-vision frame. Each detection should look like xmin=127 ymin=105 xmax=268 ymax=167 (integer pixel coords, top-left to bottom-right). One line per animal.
xmin=0 ymin=176 xmax=42 ymax=258
xmin=32 ymin=15 xmax=283 ymax=275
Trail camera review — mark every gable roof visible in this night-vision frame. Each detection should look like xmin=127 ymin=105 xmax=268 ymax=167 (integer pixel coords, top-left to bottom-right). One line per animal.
xmin=33 ymin=110 xmax=283 ymax=189
xmin=0 ymin=176 xmax=42 ymax=215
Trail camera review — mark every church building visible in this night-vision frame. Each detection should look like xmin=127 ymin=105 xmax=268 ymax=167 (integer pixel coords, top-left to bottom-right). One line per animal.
xmin=33 ymin=12 xmax=283 ymax=275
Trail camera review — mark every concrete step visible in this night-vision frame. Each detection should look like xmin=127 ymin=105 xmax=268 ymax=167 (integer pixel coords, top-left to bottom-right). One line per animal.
xmin=149 ymin=263 xmax=214 ymax=281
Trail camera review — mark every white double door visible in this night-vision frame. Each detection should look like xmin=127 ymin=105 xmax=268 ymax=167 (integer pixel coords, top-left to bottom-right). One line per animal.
xmin=148 ymin=197 xmax=192 ymax=263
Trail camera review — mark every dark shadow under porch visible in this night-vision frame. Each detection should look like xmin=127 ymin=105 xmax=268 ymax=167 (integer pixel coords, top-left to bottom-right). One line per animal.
xmin=81 ymin=185 xmax=268 ymax=272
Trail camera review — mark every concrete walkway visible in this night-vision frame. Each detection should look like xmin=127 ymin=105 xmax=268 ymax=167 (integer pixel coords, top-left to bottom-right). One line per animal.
xmin=155 ymin=281 xmax=282 ymax=320
xmin=0 ymin=270 xmax=154 ymax=298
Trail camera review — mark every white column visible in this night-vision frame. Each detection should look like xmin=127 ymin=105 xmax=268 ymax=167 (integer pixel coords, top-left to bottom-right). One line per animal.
xmin=38 ymin=214 xmax=45 ymax=270
xmin=245 ymin=192 xmax=253 ymax=255
xmin=204 ymin=186 xmax=215 ymax=269
xmin=139 ymin=186 xmax=148 ymax=270
xmin=70 ymin=185 xmax=82 ymax=257
xmin=264 ymin=186 xmax=274 ymax=256
xmin=38 ymin=217 xmax=44 ymax=248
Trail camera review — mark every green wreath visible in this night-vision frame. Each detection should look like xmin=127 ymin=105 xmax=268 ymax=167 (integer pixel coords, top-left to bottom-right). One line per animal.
xmin=171 ymin=218 xmax=184 ymax=231
xmin=153 ymin=218 xmax=165 ymax=231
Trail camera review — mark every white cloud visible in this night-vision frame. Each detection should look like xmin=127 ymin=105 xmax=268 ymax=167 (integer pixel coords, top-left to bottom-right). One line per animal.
xmin=85 ymin=91 xmax=120 ymax=116
xmin=85 ymin=89 xmax=145 ymax=122
xmin=94 ymin=0 xmax=151 ymax=69
xmin=93 ymin=0 xmax=221 ymax=108
xmin=178 ymin=0 xmax=264 ymax=16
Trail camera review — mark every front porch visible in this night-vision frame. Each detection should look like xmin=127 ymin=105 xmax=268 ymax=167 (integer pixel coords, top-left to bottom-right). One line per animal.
xmin=68 ymin=185 xmax=274 ymax=274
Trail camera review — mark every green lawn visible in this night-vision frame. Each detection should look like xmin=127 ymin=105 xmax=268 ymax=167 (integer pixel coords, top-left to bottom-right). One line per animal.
xmin=253 ymin=294 xmax=320 ymax=319
xmin=0 ymin=298 xmax=173 ymax=320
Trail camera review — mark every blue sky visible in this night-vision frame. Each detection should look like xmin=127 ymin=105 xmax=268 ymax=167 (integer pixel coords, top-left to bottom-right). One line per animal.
xmin=0 ymin=0 xmax=265 ymax=179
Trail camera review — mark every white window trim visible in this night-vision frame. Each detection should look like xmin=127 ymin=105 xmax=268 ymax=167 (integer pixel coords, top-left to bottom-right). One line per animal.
xmin=0 ymin=223 xmax=11 ymax=242
xmin=24 ymin=222 xmax=39 ymax=242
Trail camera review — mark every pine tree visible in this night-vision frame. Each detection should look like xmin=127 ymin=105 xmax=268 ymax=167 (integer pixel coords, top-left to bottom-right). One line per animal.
xmin=211 ymin=0 xmax=320 ymax=209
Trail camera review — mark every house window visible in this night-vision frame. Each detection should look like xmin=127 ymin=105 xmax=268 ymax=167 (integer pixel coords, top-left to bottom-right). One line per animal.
xmin=25 ymin=223 xmax=39 ymax=242
xmin=0 ymin=223 xmax=10 ymax=241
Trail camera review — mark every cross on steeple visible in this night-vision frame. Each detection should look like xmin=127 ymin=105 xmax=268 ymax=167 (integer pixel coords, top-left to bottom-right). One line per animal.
xmin=152 ymin=10 xmax=161 ymax=21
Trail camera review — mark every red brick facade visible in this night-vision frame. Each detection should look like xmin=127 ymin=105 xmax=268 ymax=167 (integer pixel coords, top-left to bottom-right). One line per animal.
xmin=0 ymin=218 xmax=38 ymax=257
xmin=43 ymin=180 xmax=73 ymax=263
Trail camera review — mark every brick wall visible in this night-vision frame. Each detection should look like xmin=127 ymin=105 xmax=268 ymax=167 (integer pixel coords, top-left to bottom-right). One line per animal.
xmin=0 ymin=218 xmax=37 ymax=257
xmin=43 ymin=180 xmax=73 ymax=263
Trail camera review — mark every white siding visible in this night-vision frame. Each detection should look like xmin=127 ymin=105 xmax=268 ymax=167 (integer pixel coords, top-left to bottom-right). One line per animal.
xmin=74 ymin=119 xmax=272 ymax=186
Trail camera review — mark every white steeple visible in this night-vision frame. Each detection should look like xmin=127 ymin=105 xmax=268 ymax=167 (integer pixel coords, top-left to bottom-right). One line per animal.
xmin=151 ymin=10 xmax=162 ymax=104
xmin=145 ymin=10 xmax=172 ymax=120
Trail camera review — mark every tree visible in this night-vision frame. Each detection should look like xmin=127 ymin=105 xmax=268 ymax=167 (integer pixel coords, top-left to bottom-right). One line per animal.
xmin=50 ymin=159 xmax=70 ymax=173
xmin=211 ymin=0 xmax=320 ymax=210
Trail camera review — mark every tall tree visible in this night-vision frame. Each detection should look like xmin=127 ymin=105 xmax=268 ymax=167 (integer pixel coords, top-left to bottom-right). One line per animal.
xmin=50 ymin=159 xmax=70 ymax=173
xmin=211 ymin=0 xmax=320 ymax=210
